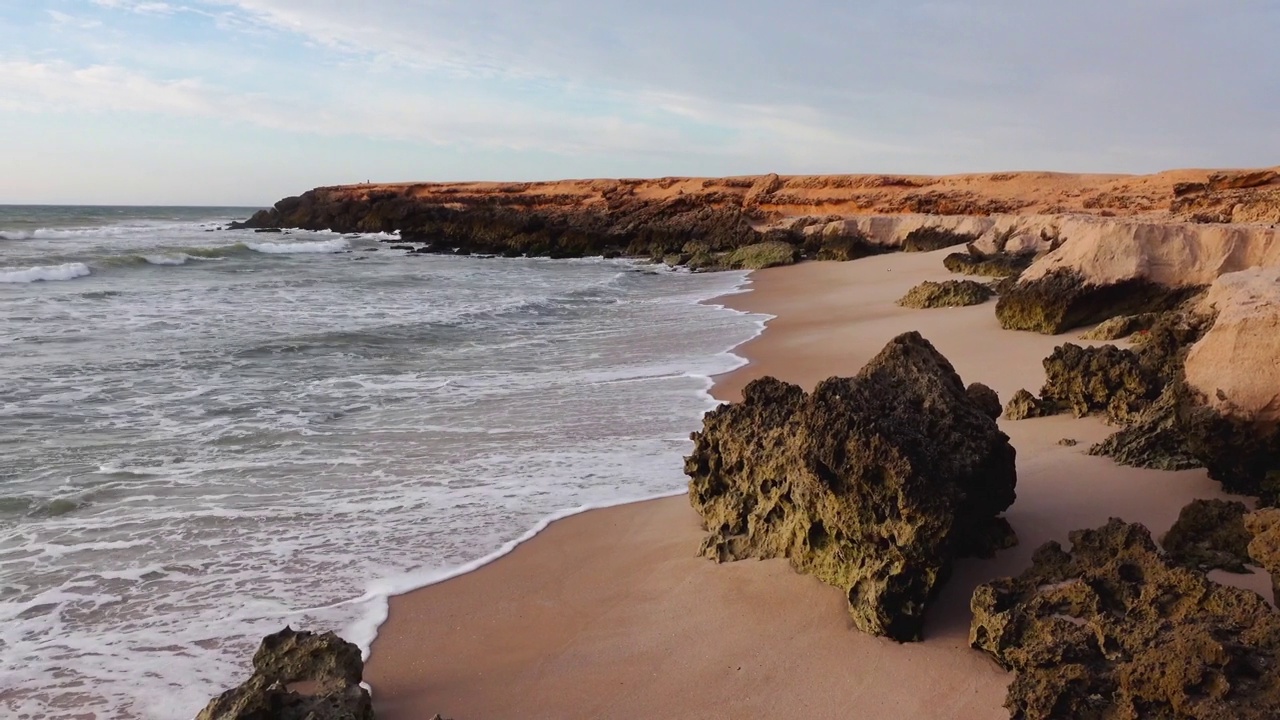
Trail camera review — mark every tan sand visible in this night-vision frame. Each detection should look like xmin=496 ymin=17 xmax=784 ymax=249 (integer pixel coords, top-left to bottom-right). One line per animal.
xmin=365 ymin=249 xmax=1270 ymax=719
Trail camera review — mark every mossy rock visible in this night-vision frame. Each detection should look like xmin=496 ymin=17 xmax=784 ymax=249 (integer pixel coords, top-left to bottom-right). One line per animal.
xmin=901 ymin=228 xmax=977 ymax=252
xmin=1088 ymin=383 xmax=1202 ymax=472
xmin=726 ymin=240 xmax=799 ymax=270
xmin=1161 ymin=499 xmax=1252 ymax=573
xmin=943 ymin=251 xmax=1035 ymax=278
xmin=995 ymin=270 xmax=1203 ymax=334
xmin=1038 ymin=343 xmax=1162 ymax=423
xmin=897 ymin=280 xmax=994 ymax=309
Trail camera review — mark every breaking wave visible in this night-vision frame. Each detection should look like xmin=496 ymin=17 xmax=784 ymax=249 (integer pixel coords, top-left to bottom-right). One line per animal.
xmin=0 ymin=263 xmax=92 ymax=283
xmin=247 ymin=238 xmax=349 ymax=254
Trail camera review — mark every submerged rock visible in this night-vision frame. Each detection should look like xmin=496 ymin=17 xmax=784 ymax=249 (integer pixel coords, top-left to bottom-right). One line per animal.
xmin=896 ymin=280 xmax=994 ymax=309
xmin=971 ymin=519 xmax=1280 ymax=720
xmin=196 ymin=627 xmax=374 ymax=720
xmin=686 ymin=332 xmax=1018 ymax=642
xmin=1161 ymin=499 xmax=1253 ymax=573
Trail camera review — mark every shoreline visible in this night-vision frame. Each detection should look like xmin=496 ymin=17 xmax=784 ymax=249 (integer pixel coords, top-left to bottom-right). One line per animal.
xmin=363 ymin=249 xmax=1271 ymax=719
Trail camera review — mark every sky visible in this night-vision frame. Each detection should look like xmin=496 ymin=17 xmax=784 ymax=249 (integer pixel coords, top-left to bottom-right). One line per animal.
xmin=1 ymin=1 xmax=1277 ymax=205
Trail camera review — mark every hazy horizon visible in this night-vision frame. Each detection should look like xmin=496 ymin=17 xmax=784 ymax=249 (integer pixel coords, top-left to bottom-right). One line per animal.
xmin=3 ymin=1 xmax=1277 ymax=206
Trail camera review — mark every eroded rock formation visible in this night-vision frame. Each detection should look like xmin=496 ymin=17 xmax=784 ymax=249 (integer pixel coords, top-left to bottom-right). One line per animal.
xmin=1038 ymin=343 xmax=1161 ymax=423
xmin=897 ymin=280 xmax=994 ymax=309
xmin=1246 ymin=509 xmax=1280 ymax=604
xmin=196 ymin=627 xmax=374 ymax=720
xmin=971 ymin=519 xmax=1280 ymax=720
xmin=686 ymin=332 xmax=1017 ymax=641
xmin=1161 ymin=499 xmax=1253 ymax=573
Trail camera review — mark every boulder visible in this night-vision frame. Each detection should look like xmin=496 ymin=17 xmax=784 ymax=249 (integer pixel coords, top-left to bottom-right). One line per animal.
xmin=686 ymin=332 xmax=1018 ymax=642
xmin=971 ymin=519 xmax=1280 ymax=720
xmin=196 ymin=627 xmax=374 ymax=720
xmin=1161 ymin=499 xmax=1253 ymax=573
xmin=896 ymin=280 xmax=993 ymax=309
xmin=1246 ymin=509 xmax=1280 ymax=604
xmin=1003 ymin=389 xmax=1049 ymax=421
xmin=966 ymin=383 xmax=1002 ymax=420
xmin=1038 ymin=343 xmax=1162 ymax=423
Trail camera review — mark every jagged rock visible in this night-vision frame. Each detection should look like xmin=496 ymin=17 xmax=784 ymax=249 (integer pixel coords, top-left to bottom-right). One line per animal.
xmin=943 ymin=249 xmax=1036 ymax=278
xmin=1079 ymin=312 xmax=1161 ymax=341
xmin=901 ymin=227 xmax=977 ymax=252
xmin=1161 ymin=499 xmax=1253 ymax=573
xmin=1181 ymin=405 xmax=1280 ymax=505
xmin=1088 ymin=383 xmax=1203 ymax=471
xmin=1058 ymin=438 xmax=1078 ymax=447
xmin=196 ymin=627 xmax=374 ymax=720
xmin=966 ymin=383 xmax=1002 ymax=420
xmin=1038 ymin=343 xmax=1161 ymax=423
xmin=995 ymin=269 xmax=1201 ymax=334
xmin=1246 ymin=509 xmax=1280 ymax=604
xmin=725 ymin=240 xmax=799 ymax=270
xmin=1003 ymin=389 xmax=1049 ymax=421
xmin=971 ymin=519 xmax=1280 ymax=720
xmin=896 ymin=280 xmax=993 ymax=309
xmin=686 ymin=332 xmax=1018 ymax=642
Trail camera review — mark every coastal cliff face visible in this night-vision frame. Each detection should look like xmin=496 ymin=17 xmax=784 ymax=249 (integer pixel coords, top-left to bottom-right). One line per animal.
xmin=237 ymin=167 xmax=1280 ymax=265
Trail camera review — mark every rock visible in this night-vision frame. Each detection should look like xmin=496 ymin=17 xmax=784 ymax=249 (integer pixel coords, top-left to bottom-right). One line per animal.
xmin=900 ymin=227 xmax=977 ymax=252
xmin=725 ymin=240 xmax=799 ymax=270
xmin=970 ymin=519 xmax=1280 ymax=720
xmin=196 ymin=627 xmax=374 ymax=720
xmin=1038 ymin=343 xmax=1162 ymax=423
xmin=253 ymin=227 xmax=284 ymax=233
xmin=388 ymin=244 xmax=414 ymax=250
xmin=947 ymin=248 xmax=1034 ymax=279
xmin=1207 ymin=169 xmax=1278 ymax=191
xmin=1003 ymin=389 xmax=1049 ymax=421
xmin=1161 ymin=499 xmax=1253 ymax=573
xmin=1088 ymin=383 xmax=1203 ymax=471
xmin=686 ymin=332 xmax=1018 ymax=642
xmin=1246 ymin=509 xmax=1280 ymax=604
xmin=742 ymin=173 xmax=783 ymax=206
xmin=966 ymin=383 xmax=1002 ymax=420
xmin=896 ymin=280 xmax=993 ymax=309
xmin=1057 ymin=438 xmax=1078 ymax=447
xmin=1079 ymin=312 xmax=1161 ymax=341
xmin=996 ymin=269 xmax=1201 ymax=334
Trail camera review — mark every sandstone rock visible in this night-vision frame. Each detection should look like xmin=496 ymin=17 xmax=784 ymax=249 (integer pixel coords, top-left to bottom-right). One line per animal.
xmin=686 ymin=332 xmax=1018 ymax=642
xmin=1161 ymin=499 xmax=1253 ymax=573
xmin=1003 ymin=389 xmax=1048 ymax=421
xmin=966 ymin=383 xmax=1002 ymax=420
xmin=896 ymin=280 xmax=994 ymax=309
xmin=1079 ymin=312 xmax=1161 ymax=341
xmin=996 ymin=269 xmax=1200 ymax=334
xmin=971 ymin=519 xmax=1280 ymax=720
xmin=1088 ymin=383 xmax=1203 ymax=471
xmin=1207 ymin=169 xmax=1278 ymax=191
xmin=1038 ymin=343 xmax=1162 ymax=423
xmin=196 ymin=627 xmax=374 ymax=720
xmin=1246 ymin=509 xmax=1280 ymax=604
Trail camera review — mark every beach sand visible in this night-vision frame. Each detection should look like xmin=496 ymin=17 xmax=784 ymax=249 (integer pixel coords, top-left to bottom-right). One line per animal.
xmin=364 ymin=249 xmax=1270 ymax=719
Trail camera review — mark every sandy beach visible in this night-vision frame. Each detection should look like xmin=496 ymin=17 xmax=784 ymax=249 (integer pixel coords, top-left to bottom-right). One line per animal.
xmin=364 ymin=248 xmax=1270 ymax=719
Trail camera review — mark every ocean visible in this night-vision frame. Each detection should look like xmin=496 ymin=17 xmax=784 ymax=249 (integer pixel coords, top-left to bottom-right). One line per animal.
xmin=0 ymin=206 xmax=764 ymax=719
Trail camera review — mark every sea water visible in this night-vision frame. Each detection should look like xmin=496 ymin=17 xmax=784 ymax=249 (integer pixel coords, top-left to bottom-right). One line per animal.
xmin=0 ymin=207 xmax=765 ymax=719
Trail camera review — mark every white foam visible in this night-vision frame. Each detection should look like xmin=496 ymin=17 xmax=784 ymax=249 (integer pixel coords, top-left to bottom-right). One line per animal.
xmin=0 ymin=262 xmax=91 ymax=283
xmin=246 ymin=238 xmax=349 ymax=254
xmin=142 ymin=254 xmax=192 ymax=266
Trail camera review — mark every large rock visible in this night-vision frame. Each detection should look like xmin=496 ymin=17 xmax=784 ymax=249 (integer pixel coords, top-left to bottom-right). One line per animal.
xmin=1087 ymin=383 xmax=1202 ymax=471
xmin=996 ymin=269 xmax=1199 ymax=334
xmin=971 ymin=519 xmax=1280 ymax=720
xmin=1038 ymin=343 xmax=1162 ymax=423
xmin=196 ymin=627 xmax=374 ymax=720
xmin=686 ymin=332 xmax=1018 ymax=642
xmin=1161 ymin=499 xmax=1252 ymax=573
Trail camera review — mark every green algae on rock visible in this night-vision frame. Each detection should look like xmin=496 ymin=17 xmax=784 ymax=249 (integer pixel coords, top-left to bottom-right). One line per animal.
xmin=197 ymin=627 xmax=374 ymax=720
xmin=725 ymin=240 xmax=800 ymax=270
xmin=995 ymin=269 xmax=1202 ymax=334
xmin=686 ymin=332 xmax=1018 ymax=642
xmin=896 ymin=280 xmax=994 ymax=309
xmin=1038 ymin=343 xmax=1162 ymax=423
xmin=1161 ymin=499 xmax=1253 ymax=573
xmin=971 ymin=519 xmax=1280 ymax=720
xmin=1087 ymin=383 xmax=1203 ymax=471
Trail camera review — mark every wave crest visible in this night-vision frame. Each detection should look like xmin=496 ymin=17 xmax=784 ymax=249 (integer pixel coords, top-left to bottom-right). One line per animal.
xmin=0 ymin=262 xmax=92 ymax=283
xmin=247 ymin=239 xmax=349 ymax=254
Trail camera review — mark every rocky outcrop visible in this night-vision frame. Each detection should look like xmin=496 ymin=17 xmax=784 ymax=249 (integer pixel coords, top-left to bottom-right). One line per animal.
xmin=1038 ymin=343 xmax=1161 ymax=423
xmin=686 ymin=332 xmax=1017 ymax=642
xmin=896 ymin=280 xmax=993 ymax=309
xmin=995 ymin=269 xmax=1201 ymax=334
xmin=971 ymin=519 xmax=1280 ymax=720
xmin=1003 ymin=389 xmax=1049 ymax=421
xmin=196 ymin=627 xmax=374 ymax=720
xmin=943 ymin=249 xmax=1036 ymax=278
xmin=1161 ymin=499 xmax=1253 ymax=573
xmin=1087 ymin=383 xmax=1203 ymax=471
xmin=1246 ymin=509 xmax=1280 ymax=604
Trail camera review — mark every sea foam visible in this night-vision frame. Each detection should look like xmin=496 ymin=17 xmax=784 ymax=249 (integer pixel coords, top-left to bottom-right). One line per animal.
xmin=0 ymin=262 xmax=91 ymax=283
xmin=247 ymin=238 xmax=349 ymax=254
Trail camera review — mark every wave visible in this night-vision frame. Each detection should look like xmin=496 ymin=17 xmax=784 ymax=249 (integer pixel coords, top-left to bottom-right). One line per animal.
xmin=0 ymin=262 xmax=92 ymax=283
xmin=247 ymin=238 xmax=349 ymax=254
xmin=0 ymin=230 xmax=34 ymax=241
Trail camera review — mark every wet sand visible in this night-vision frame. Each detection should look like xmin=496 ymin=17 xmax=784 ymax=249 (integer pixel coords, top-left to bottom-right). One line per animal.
xmin=365 ymin=249 xmax=1265 ymax=719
